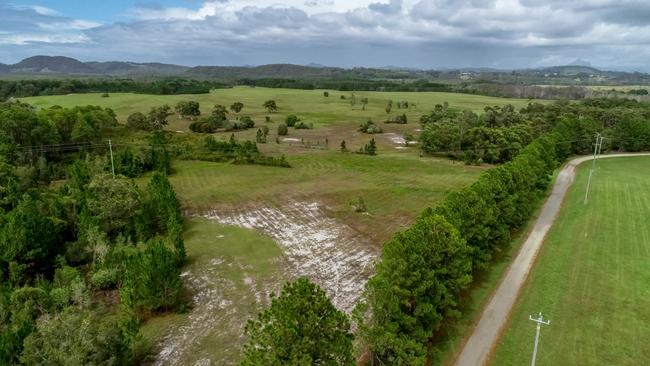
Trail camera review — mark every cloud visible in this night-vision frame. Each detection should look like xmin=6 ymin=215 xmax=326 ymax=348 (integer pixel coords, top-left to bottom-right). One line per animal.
xmin=0 ymin=2 xmax=100 ymax=46
xmin=1 ymin=0 xmax=650 ymax=71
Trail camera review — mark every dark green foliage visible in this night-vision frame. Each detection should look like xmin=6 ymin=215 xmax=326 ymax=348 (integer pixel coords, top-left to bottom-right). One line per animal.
xmin=85 ymin=175 xmax=142 ymax=238
xmin=0 ymin=195 xmax=59 ymax=281
xmin=359 ymin=120 xmax=383 ymax=134
xmin=263 ymin=100 xmax=278 ymax=113
xmin=148 ymin=105 xmax=172 ymax=131
xmin=143 ymin=173 xmax=185 ymax=261
xmin=294 ymin=121 xmax=313 ymax=130
xmin=189 ymin=116 xmax=222 ymax=133
xmin=357 ymin=214 xmax=471 ymax=365
xmin=175 ymin=100 xmax=201 ymax=119
xmin=323 ymin=91 xmax=329 ymax=97
xmin=0 ymin=79 xmax=225 ymax=100
xmin=240 ymin=278 xmax=354 ymax=366
xmin=150 ymin=132 xmax=172 ymax=174
xmin=212 ymin=104 xmax=229 ymax=122
xmin=230 ymin=101 xmax=244 ymax=113
xmin=359 ymin=138 xmax=377 ymax=155
xmin=20 ymin=308 xmax=133 ymax=365
xmin=340 ymin=140 xmax=347 ymax=152
xmin=127 ymin=112 xmax=151 ymax=131
xmin=285 ymin=114 xmax=300 ymax=127
xmin=120 ymin=240 xmax=183 ymax=315
xmin=238 ymin=116 xmax=255 ymax=129
xmin=277 ymin=123 xmax=288 ymax=136
xmin=199 ymin=135 xmax=290 ymax=167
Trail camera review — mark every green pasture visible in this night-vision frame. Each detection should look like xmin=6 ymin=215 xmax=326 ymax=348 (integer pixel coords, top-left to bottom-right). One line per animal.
xmin=491 ymin=157 xmax=650 ymax=365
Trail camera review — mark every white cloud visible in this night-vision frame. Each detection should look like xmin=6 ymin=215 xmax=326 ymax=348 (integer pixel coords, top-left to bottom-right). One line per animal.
xmin=2 ymin=0 xmax=650 ymax=70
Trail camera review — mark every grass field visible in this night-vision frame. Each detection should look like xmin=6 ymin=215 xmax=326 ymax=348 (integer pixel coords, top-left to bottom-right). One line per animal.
xmin=491 ymin=157 xmax=650 ymax=365
xmin=139 ymin=218 xmax=287 ymax=365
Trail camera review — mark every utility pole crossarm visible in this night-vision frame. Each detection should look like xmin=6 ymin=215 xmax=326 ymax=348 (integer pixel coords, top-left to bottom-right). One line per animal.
xmin=529 ymin=312 xmax=550 ymax=366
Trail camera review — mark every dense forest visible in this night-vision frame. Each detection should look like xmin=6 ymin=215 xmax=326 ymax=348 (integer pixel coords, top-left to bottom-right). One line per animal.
xmin=0 ymin=99 xmax=289 ymax=364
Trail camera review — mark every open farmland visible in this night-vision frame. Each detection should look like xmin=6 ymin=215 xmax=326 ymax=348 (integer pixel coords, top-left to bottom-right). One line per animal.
xmin=19 ymin=88 xmax=543 ymax=364
xmin=491 ymin=156 xmax=650 ymax=365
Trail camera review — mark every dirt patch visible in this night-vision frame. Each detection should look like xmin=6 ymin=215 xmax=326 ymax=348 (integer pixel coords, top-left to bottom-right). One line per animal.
xmin=205 ymin=201 xmax=378 ymax=312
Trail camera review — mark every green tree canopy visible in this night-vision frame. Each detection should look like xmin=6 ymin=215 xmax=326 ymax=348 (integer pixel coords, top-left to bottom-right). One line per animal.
xmin=240 ymin=278 xmax=354 ymax=366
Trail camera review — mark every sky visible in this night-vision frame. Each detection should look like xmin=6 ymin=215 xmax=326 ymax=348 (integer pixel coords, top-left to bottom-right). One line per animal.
xmin=2 ymin=0 xmax=650 ymax=71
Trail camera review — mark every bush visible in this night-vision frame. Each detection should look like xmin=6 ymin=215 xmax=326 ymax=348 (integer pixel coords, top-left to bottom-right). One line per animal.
xmin=285 ymin=114 xmax=300 ymax=127
xmin=90 ymin=268 xmax=119 ymax=290
xmin=278 ymin=123 xmax=288 ymax=136
xmin=127 ymin=112 xmax=151 ymax=131
xmin=294 ymin=121 xmax=313 ymax=130
xmin=385 ymin=113 xmax=408 ymax=124
xmin=359 ymin=120 xmax=383 ymax=134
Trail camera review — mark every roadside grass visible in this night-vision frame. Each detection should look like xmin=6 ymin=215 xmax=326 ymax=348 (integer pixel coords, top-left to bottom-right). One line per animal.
xmin=139 ymin=218 xmax=286 ymax=365
xmin=490 ymin=157 xmax=650 ymax=365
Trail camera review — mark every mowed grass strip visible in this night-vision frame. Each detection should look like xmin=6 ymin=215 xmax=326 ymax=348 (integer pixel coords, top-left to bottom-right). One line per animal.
xmin=491 ymin=157 xmax=650 ymax=365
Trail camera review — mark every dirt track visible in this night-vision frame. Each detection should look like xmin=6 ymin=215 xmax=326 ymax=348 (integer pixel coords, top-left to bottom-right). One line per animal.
xmin=454 ymin=153 xmax=650 ymax=366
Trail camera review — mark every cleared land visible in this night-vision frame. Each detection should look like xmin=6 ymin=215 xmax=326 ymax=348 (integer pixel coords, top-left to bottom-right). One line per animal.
xmin=491 ymin=156 xmax=650 ymax=365
xmin=22 ymin=89 xmax=537 ymax=365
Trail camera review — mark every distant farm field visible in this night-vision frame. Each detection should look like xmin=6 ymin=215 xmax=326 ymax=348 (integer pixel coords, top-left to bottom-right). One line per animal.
xmin=21 ymin=86 xmax=541 ymax=128
xmin=491 ymin=157 xmax=650 ymax=365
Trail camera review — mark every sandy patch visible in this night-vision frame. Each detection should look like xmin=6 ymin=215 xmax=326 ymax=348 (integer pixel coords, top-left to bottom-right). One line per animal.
xmin=205 ymin=201 xmax=378 ymax=312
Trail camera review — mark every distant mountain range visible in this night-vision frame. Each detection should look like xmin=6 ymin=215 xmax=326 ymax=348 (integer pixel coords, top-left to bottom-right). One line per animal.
xmin=1 ymin=55 xmax=649 ymax=85
xmin=1 ymin=56 xmax=189 ymax=76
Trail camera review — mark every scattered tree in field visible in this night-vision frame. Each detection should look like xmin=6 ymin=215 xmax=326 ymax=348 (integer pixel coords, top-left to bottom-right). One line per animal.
xmin=340 ymin=140 xmax=348 ymax=152
xmin=256 ymin=129 xmax=267 ymax=143
xmin=212 ymin=104 xmax=229 ymax=122
xmin=340 ymin=95 xmax=346 ymax=100
xmin=101 ymin=92 xmax=110 ymax=98
xmin=324 ymin=91 xmax=329 ymax=97
xmin=361 ymin=97 xmax=369 ymax=111
xmin=263 ymin=100 xmax=278 ymax=113
xmin=285 ymin=114 xmax=300 ymax=127
xmin=277 ymin=123 xmax=288 ymax=136
xmin=148 ymin=105 xmax=172 ymax=130
xmin=240 ymin=278 xmax=354 ymax=366
xmin=230 ymin=102 xmax=244 ymax=113
xmin=386 ymin=104 xmax=392 ymax=114
xmin=359 ymin=138 xmax=377 ymax=155
xmin=174 ymin=101 xmax=200 ymax=119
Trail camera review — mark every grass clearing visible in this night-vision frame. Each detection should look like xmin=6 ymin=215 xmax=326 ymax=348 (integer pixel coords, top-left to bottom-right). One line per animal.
xmin=491 ymin=157 xmax=650 ymax=365
xmin=139 ymin=218 xmax=286 ymax=366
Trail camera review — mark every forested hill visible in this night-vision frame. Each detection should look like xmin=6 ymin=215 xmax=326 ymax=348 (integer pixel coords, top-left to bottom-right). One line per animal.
xmin=4 ymin=55 xmax=650 ymax=86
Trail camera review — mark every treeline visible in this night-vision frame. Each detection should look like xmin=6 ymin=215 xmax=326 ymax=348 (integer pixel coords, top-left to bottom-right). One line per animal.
xmin=0 ymin=99 xmax=187 ymax=363
xmin=354 ymin=98 xmax=650 ymax=364
xmin=0 ymin=78 xmax=227 ymax=100
xmin=420 ymin=99 xmax=650 ymax=164
xmin=237 ymin=78 xmax=453 ymax=92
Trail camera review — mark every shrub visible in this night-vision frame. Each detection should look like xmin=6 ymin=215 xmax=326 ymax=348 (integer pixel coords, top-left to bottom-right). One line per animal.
xmin=386 ymin=113 xmax=408 ymax=124
xmin=285 ymin=114 xmax=300 ymax=127
xmin=90 ymin=268 xmax=119 ymax=290
xmin=359 ymin=120 xmax=383 ymax=134
xmin=294 ymin=121 xmax=313 ymax=129
xmin=278 ymin=123 xmax=289 ymax=136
